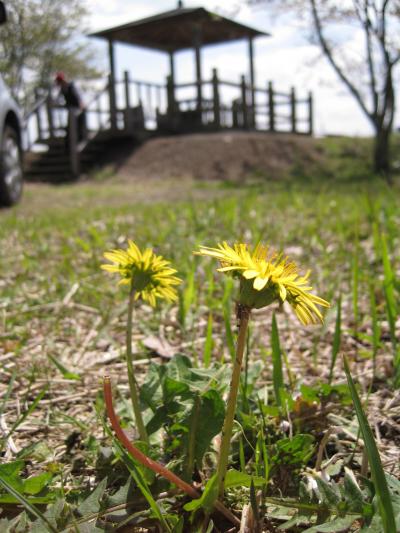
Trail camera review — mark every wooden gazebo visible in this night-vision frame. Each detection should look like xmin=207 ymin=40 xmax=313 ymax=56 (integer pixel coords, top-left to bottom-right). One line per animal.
xmin=89 ymin=3 xmax=312 ymax=135
xmin=91 ymin=4 xmax=268 ymax=129
xmin=24 ymin=4 xmax=314 ymax=182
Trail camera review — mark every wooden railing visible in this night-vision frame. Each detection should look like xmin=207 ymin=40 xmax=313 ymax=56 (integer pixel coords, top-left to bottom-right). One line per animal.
xmin=24 ymin=82 xmax=113 ymax=177
xmin=24 ymin=70 xmax=313 ymax=178
xmin=165 ymin=70 xmax=313 ymax=135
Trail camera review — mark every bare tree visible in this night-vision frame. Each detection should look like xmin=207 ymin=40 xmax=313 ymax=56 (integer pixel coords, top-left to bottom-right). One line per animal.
xmin=250 ymin=0 xmax=400 ymax=178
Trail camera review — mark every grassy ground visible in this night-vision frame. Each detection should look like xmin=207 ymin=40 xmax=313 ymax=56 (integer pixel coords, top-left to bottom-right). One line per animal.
xmin=0 ymin=153 xmax=400 ymax=530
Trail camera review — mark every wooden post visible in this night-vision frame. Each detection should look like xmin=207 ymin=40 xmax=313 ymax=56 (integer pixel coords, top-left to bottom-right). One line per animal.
xmin=268 ymin=81 xmax=275 ymax=132
xmin=194 ymin=27 xmax=203 ymax=111
xmin=124 ymin=70 xmax=131 ymax=109
xmin=108 ymin=40 xmax=117 ymax=130
xmin=241 ymin=75 xmax=248 ymax=129
xmin=46 ymin=96 xmax=54 ymax=138
xmin=34 ymin=88 xmax=43 ymax=140
xmin=167 ymin=75 xmax=175 ymax=115
xmin=248 ymin=37 xmax=255 ymax=128
xmin=290 ymin=86 xmax=297 ymax=133
xmin=169 ymin=51 xmax=175 ymax=92
xmin=68 ymin=110 xmax=80 ymax=178
xmin=96 ymin=96 xmax=102 ymax=130
xmin=308 ymin=91 xmax=314 ymax=136
xmin=232 ymin=100 xmax=239 ymax=128
xmin=212 ymin=68 xmax=220 ymax=129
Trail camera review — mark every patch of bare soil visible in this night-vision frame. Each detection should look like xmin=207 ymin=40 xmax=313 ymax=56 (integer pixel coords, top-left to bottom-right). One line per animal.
xmin=117 ymin=132 xmax=324 ymax=182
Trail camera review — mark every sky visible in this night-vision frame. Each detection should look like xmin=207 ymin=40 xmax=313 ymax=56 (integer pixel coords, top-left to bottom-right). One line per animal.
xmin=84 ymin=0 xmax=400 ymax=137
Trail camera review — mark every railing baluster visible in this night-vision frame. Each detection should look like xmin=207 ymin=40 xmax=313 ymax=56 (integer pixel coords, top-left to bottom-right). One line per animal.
xmin=308 ymin=91 xmax=313 ymax=136
xmin=146 ymin=84 xmax=152 ymax=116
xmin=124 ymin=70 xmax=131 ymax=109
xmin=68 ymin=110 xmax=80 ymax=177
xmin=290 ymin=86 xmax=297 ymax=133
xmin=156 ymin=86 xmax=162 ymax=111
xmin=34 ymin=89 xmax=44 ymax=140
xmin=46 ymin=96 xmax=54 ymax=139
xmin=212 ymin=68 xmax=221 ymax=129
xmin=268 ymin=81 xmax=275 ymax=132
xmin=241 ymin=75 xmax=248 ymax=130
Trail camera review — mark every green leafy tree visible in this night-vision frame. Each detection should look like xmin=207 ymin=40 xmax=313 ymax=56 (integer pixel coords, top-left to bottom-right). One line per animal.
xmin=0 ymin=0 xmax=100 ymax=108
xmin=250 ymin=0 xmax=400 ymax=179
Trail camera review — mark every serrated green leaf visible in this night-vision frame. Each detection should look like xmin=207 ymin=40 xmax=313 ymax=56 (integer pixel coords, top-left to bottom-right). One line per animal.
xmin=163 ymin=377 xmax=190 ymax=403
xmin=184 ymin=475 xmax=218 ymax=513
xmin=30 ymin=498 xmax=68 ymax=533
xmin=314 ymin=476 xmax=341 ymax=507
xmin=77 ymin=477 xmax=108 ymax=517
xmin=224 ymin=469 xmax=266 ymax=489
xmin=302 ymin=514 xmax=358 ymax=532
xmin=343 ymin=468 xmax=364 ymax=513
xmin=0 ymin=460 xmax=24 ymax=481
xmin=23 ymin=472 xmax=53 ymax=496
xmin=0 ymin=474 xmax=57 ymax=532
xmin=191 ymin=389 xmax=225 ymax=466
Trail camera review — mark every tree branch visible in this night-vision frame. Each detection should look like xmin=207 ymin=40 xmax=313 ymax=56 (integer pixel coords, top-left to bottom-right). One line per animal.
xmin=309 ymin=0 xmax=372 ymax=121
xmin=363 ymin=1 xmax=379 ymax=119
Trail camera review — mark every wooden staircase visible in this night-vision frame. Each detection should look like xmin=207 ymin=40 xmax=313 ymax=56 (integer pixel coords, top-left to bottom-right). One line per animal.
xmin=24 ymin=131 xmax=133 ymax=182
xmin=23 ymin=82 xmax=145 ymax=182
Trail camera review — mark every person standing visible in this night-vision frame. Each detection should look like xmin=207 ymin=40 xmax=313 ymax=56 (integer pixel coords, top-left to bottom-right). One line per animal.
xmin=55 ymin=72 xmax=87 ymax=148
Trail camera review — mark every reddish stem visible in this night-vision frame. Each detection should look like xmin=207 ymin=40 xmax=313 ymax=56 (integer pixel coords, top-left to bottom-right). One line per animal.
xmin=103 ymin=376 xmax=240 ymax=527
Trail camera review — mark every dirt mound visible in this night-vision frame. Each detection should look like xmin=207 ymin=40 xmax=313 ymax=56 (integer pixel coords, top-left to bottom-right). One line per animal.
xmin=117 ymin=131 xmax=324 ymax=182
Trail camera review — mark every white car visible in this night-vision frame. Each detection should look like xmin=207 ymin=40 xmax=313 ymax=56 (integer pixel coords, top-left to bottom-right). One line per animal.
xmin=0 ymin=1 xmax=23 ymax=206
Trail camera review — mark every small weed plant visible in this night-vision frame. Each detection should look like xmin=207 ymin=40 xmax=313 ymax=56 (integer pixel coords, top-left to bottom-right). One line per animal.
xmin=0 ymin=181 xmax=399 ymax=531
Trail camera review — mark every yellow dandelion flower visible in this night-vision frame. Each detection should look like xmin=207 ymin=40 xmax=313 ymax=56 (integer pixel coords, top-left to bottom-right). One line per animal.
xmin=102 ymin=240 xmax=181 ymax=307
xmin=196 ymin=242 xmax=330 ymax=325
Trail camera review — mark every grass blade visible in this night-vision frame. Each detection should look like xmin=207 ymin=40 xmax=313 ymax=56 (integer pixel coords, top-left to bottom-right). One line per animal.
xmin=271 ymin=313 xmax=284 ymax=407
xmin=352 ymin=237 xmax=359 ymax=331
xmin=343 ymin=357 xmax=396 ymax=533
xmin=47 ymin=354 xmax=81 ymax=381
xmin=328 ymin=296 xmax=341 ymax=384
xmin=178 ymin=266 xmax=196 ymax=328
xmin=381 ymin=232 xmax=397 ymax=319
xmin=203 ymin=312 xmax=213 ymax=368
xmin=369 ymin=282 xmax=381 ymax=382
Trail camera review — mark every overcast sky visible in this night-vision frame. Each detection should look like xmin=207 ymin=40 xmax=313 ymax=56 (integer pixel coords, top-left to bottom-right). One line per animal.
xmin=85 ymin=0 xmax=400 ymax=137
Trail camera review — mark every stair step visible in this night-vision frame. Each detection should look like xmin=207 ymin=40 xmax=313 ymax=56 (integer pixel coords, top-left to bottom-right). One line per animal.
xmin=26 ymin=166 xmax=71 ymax=175
xmin=25 ymin=129 xmax=138 ymax=182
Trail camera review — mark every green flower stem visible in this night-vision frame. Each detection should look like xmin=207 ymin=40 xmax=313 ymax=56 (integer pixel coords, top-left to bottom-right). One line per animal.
xmin=126 ymin=286 xmax=148 ymax=444
xmin=216 ymin=305 xmax=251 ymax=498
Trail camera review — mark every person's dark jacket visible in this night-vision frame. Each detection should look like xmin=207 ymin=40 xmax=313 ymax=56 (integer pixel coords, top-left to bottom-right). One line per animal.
xmin=61 ymin=82 xmax=82 ymax=109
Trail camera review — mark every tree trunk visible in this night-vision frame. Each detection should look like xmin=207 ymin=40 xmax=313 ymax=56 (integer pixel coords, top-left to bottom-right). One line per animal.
xmin=373 ymin=124 xmax=392 ymax=182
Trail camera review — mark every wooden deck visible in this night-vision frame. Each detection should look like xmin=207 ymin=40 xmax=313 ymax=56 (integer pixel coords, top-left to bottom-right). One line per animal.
xmin=24 ymin=73 xmax=313 ymax=181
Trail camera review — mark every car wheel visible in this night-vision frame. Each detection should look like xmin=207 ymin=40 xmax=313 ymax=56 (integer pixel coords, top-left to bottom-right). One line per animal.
xmin=0 ymin=126 xmax=23 ymax=206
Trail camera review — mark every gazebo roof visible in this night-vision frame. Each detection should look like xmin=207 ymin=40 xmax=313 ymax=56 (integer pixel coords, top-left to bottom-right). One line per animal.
xmin=90 ymin=6 xmax=269 ymax=53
